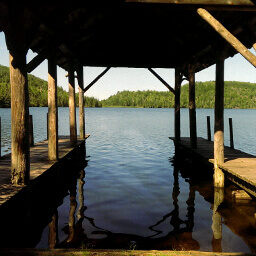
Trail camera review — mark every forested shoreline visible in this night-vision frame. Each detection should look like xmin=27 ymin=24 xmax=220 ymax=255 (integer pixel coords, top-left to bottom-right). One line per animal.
xmin=101 ymin=81 xmax=256 ymax=109
xmin=1 ymin=65 xmax=256 ymax=109
xmin=0 ymin=65 xmax=101 ymax=108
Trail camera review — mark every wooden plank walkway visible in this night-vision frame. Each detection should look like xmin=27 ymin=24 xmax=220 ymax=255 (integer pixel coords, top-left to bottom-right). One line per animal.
xmin=170 ymin=137 xmax=256 ymax=197
xmin=0 ymin=135 xmax=89 ymax=206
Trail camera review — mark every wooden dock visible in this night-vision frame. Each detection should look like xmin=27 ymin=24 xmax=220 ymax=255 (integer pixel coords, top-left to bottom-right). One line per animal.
xmin=170 ymin=137 xmax=256 ymax=197
xmin=0 ymin=135 xmax=89 ymax=207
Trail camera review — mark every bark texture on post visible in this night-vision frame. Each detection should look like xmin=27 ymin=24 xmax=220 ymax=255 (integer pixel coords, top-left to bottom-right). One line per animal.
xmin=7 ymin=3 xmax=30 ymax=185
xmin=77 ymin=65 xmax=85 ymax=140
xmin=68 ymin=64 xmax=77 ymax=146
xmin=214 ymin=60 xmax=225 ymax=188
xmin=48 ymin=54 xmax=58 ymax=160
xmin=188 ymin=64 xmax=197 ymax=149
xmin=174 ymin=68 xmax=182 ymax=141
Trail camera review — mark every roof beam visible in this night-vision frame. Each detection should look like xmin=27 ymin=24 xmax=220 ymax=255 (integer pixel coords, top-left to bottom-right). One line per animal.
xmin=197 ymin=8 xmax=256 ymax=68
xmin=148 ymin=68 xmax=175 ymax=94
xmin=125 ymin=0 xmax=256 ymax=11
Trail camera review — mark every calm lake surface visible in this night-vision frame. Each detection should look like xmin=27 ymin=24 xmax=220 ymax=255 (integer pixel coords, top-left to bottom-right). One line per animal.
xmin=1 ymin=107 xmax=256 ymax=252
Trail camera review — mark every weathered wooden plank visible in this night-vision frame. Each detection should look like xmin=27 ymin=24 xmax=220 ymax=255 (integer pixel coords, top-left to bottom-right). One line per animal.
xmin=0 ymin=135 xmax=90 ymax=206
xmin=171 ymin=137 xmax=256 ymax=197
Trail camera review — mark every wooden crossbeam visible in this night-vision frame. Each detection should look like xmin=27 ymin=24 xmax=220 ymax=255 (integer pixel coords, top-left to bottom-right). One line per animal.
xmin=83 ymin=67 xmax=111 ymax=93
xmin=125 ymin=0 xmax=256 ymax=11
xmin=148 ymin=68 xmax=175 ymax=94
xmin=27 ymin=50 xmax=48 ymax=73
xmin=197 ymin=8 xmax=256 ymax=68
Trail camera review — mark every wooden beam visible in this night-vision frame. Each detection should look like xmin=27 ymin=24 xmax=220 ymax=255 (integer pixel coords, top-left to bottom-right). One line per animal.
xmin=48 ymin=52 xmax=58 ymax=160
xmin=188 ymin=64 xmax=197 ymax=149
xmin=214 ymin=59 xmax=225 ymax=188
xmin=68 ymin=63 xmax=77 ymax=147
xmin=174 ymin=68 xmax=182 ymax=141
xmin=83 ymin=67 xmax=111 ymax=93
xmin=77 ymin=65 xmax=85 ymax=140
xmin=27 ymin=50 xmax=47 ymax=73
xmin=197 ymin=8 xmax=256 ymax=68
xmin=148 ymin=68 xmax=175 ymax=94
xmin=125 ymin=0 xmax=256 ymax=10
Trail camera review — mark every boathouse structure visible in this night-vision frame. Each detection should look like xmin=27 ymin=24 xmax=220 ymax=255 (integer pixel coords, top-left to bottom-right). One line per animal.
xmin=1 ymin=1 xmax=256 ymax=195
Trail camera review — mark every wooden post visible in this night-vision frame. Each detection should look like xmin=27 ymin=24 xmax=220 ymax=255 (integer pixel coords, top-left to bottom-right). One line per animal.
xmin=207 ymin=116 xmax=211 ymax=141
xmin=6 ymin=3 xmax=30 ymax=185
xmin=174 ymin=68 xmax=182 ymax=141
xmin=77 ymin=65 xmax=85 ymax=140
xmin=188 ymin=64 xmax=197 ymax=149
xmin=48 ymin=53 xmax=58 ymax=160
xmin=229 ymin=118 xmax=234 ymax=149
xmin=68 ymin=63 xmax=77 ymax=146
xmin=214 ymin=60 xmax=225 ymax=188
xmin=29 ymin=115 xmax=34 ymax=146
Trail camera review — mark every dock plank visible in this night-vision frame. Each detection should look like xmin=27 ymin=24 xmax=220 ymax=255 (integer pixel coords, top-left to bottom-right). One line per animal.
xmin=0 ymin=135 xmax=89 ymax=206
xmin=170 ymin=137 xmax=256 ymax=197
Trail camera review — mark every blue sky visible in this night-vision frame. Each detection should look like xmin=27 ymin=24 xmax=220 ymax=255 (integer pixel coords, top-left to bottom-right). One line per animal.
xmin=1 ymin=32 xmax=256 ymax=100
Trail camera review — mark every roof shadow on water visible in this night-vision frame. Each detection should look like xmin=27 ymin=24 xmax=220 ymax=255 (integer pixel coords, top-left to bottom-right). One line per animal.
xmin=1 ymin=145 xmax=256 ymax=253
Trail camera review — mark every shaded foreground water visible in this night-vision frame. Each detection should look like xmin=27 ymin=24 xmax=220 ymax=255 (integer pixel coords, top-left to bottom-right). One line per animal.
xmin=0 ymin=107 xmax=256 ymax=252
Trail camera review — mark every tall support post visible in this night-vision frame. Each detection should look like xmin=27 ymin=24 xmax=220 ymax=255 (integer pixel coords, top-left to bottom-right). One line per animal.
xmin=77 ymin=65 xmax=85 ymax=140
xmin=6 ymin=2 xmax=30 ymax=185
xmin=214 ymin=60 xmax=225 ymax=188
xmin=174 ymin=68 xmax=182 ymax=141
xmin=68 ymin=63 xmax=77 ymax=146
xmin=48 ymin=52 xmax=58 ymax=160
xmin=188 ymin=64 xmax=197 ymax=149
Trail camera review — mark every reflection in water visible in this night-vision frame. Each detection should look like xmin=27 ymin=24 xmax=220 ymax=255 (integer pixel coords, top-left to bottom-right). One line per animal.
xmin=48 ymin=211 xmax=58 ymax=249
xmin=212 ymin=188 xmax=224 ymax=252
xmin=56 ymin=158 xmax=199 ymax=251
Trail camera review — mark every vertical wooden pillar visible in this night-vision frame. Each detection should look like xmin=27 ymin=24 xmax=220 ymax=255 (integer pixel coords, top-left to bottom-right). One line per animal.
xmin=77 ymin=65 xmax=85 ymax=140
xmin=214 ymin=60 xmax=225 ymax=188
xmin=48 ymin=53 xmax=58 ymax=160
xmin=188 ymin=64 xmax=197 ymax=149
xmin=68 ymin=63 xmax=77 ymax=146
xmin=207 ymin=116 xmax=211 ymax=141
xmin=7 ymin=3 xmax=30 ymax=185
xmin=174 ymin=68 xmax=181 ymax=141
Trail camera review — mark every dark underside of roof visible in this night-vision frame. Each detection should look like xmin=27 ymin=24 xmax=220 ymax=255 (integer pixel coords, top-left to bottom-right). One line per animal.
xmin=1 ymin=1 xmax=256 ymax=73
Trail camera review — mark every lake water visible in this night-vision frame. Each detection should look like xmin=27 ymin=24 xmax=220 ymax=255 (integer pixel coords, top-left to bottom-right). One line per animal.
xmin=1 ymin=107 xmax=256 ymax=252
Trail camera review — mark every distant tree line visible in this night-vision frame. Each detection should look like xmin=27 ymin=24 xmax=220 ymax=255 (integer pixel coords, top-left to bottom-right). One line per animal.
xmin=101 ymin=81 xmax=256 ymax=109
xmin=1 ymin=64 xmax=256 ymax=109
xmin=0 ymin=65 xmax=102 ymax=108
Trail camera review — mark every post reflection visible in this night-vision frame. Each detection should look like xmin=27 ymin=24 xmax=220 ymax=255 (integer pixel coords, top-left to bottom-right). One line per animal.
xmin=48 ymin=211 xmax=58 ymax=249
xmin=212 ymin=187 xmax=224 ymax=252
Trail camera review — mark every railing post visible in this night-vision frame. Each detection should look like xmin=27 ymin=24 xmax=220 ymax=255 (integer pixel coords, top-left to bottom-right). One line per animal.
xmin=29 ymin=115 xmax=34 ymax=146
xmin=229 ymin=118 xmax=234 ymax=149
xmin=207 ymin=116 xmax=211 ymax=141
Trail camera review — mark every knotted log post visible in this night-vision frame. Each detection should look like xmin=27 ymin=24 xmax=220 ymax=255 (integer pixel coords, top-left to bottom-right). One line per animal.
xmin=77 ymin=65 xmax=85 ymax=140
xmin=188 ymin=64 xmax=197 ymax=149
xmin=174 ymin=68 xmax=182 ymax=141
xmin=6 ymin=2 xmax=30 ymax=185
xmin=48 ymin=52 xmax=58 ymax=160
xmin=214 ymin=60 xmax=225 ymax=188
xmin=68 ymin=63 xmax=77 ymax=146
